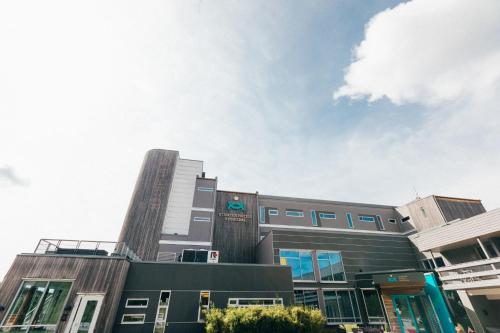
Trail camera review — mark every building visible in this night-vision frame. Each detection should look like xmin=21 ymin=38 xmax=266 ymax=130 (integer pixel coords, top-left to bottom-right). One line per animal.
xmin=0 ymin=149 xmax=495 ymax=333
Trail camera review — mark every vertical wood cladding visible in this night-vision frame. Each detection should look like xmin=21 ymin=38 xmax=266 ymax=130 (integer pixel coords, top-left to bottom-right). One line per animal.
xmin=212 ymin=191 xmax=259 ymax=263
xmin=118 ymin=149 xmax=178 ymax=261
xmin=0 ymin=255 xmax=129 ymax=333
xmin=435 ymin=196 xmax=486 ymax=222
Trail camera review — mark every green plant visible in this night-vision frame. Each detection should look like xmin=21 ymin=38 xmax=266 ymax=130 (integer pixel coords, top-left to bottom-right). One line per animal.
xmin=205 ymin=306 xmax=326 ymax=333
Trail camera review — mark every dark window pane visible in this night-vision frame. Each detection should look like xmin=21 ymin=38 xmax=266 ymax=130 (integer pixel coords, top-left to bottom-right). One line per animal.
xmin=195 ymin=251 xmax=208 ymax=262
xmin=182 ymin=250 xmax=196 ymax=262
xmin=33 ymin=281 xmax=72 ymax=325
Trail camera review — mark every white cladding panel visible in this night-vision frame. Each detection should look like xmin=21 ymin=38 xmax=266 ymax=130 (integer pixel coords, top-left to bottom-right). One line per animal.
xmin=162 ymin=159 xmax=203 ymax=235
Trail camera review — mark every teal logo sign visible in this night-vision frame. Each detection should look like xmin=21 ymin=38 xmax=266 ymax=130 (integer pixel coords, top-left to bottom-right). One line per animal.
xmin=387 ymin=276 xmax=398 ymax=283
xmin=226 ymin=195 xmax=245 ymax=211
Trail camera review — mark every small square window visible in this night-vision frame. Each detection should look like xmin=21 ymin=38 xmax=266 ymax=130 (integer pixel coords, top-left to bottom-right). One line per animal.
xmin=388 ymin=218 xmax=397 ymax=224
xmin=268 ymin=209 xmax=279 ymax=216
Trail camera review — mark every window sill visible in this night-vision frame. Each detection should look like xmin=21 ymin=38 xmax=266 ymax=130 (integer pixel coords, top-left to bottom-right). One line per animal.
xmin=292 ymin=279 xmax=318 ymax=283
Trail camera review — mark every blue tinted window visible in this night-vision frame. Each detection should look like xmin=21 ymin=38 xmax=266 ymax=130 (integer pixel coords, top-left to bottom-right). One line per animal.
xmin=259 ymin=206 xmax=265 ymax=224
xmin=317 ymin=251 xmax=346 ymax=282
xmin=268 ymin=209 xmax=279 ymax=216
xmin=346 ymin=213 xmax=354 ymax=229
xmin=285 ymin=210 xmax=304 ymax=217
xmin=279 ymin=250 xmax=315 ymax=281
xmin=311 ymin=210 xmax=318 ymax=226
xmin=359 ymin=215 xmax=375 ymax=222
xmin=319 ymin=213 xmax=336 ymax=219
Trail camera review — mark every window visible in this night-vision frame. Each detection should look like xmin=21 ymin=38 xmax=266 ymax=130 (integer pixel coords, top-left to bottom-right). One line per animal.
xmin=193 ymin=216 xmax=211 ymax=222
xmin=323 ymin=289 xmax=361 ymax=324
xmin=126 ymin=298 xmax=148 ymax=308
xmin=319 ymin=213 xmax=336 ymax=219
xmin=182 ymin=250 xmax=209 ymax=262
xmin=268 ymin=209 xmax=279 ymax=216
xmin=375 ymin=215 xmax=385 ymax=231
xmin=294 ymin=290 xmax=319 ymax=308
xmin=434 ymin=257 xmax=446 ymax=267
xmin=153 ymin=291 xmax=170 ymax=333
xmin=1 ymin=280 xmax=72 ymax=332
xmin=279 ymin=250 xmax=315 ymax=281
xmin=285 ymin=210 xmax=304 ymax=217
xmin=346 ymin=213 xmax=354 ymax=229
xmin=197 ymin=187 xmax=214 ymax=192
xmin=259 ymin=206 xmax=265 ymax=224
xmin=311 ymin=210 xmax=318 ymax=226
xmin=359 ymin=215 xmax=375 ymax=222
xmin=317 ymin=251 xmax=346 ymax=282
xmin=227 ymin=298 xmax=283 ymax=307
xmin=421 ymin=259 xmax=436 ymax=269
xmin=121 ymin=314 xmax=145 ymax=324
xmin=362 ymin=289 xmax=386 ymax=323
xmin=198 ymin=291 xmax=210 ymax=322
xmin=388 ymin=218 xmax=397 ymax=224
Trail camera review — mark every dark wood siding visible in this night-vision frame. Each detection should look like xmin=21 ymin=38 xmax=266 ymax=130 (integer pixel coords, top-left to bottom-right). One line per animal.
xmin=212 ymin=191 xmax=259 ymax=263
xmin=435 ymin=196 xmax=486 ymax=222
xmin=118 ymin=149 xmax=178 ymax=261
xmin=0 ymin=255 xmax=129 ymax=333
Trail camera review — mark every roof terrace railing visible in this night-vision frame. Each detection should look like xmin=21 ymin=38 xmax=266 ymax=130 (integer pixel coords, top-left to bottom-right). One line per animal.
xmin=34 ymin=239 xmax=141 ymax=261
xmin=436 ymin=257 xmax=500 ymax=290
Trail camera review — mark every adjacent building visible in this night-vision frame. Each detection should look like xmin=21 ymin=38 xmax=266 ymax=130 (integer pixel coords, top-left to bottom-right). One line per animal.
xmin=0 ymin=149 xmax=496 ymax=333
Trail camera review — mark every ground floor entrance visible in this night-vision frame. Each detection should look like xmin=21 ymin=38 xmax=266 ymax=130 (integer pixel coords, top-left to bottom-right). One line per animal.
xmin=392 ymin=294 xmax=442 ymax=333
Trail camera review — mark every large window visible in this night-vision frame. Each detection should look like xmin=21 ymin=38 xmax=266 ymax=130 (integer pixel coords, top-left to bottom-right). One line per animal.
xmin=294 ymin=290 xmax=319 ymax=308
xmin=279 ymin=250 xmax=315 ymax=281
xmin=323 ymin=289 xmax=361 ymax=324
xmin=361 ymin=289 xmax=386 ymax=323
xmin=317 ymin=251 xmax=346 ymax=282
xmin=153 ymin=291 xmax=170 ymax=333
xmin=1 ymin=280 xmax=72 ymax=332
xmin=228 ymin=298 xmax=283 ymax=307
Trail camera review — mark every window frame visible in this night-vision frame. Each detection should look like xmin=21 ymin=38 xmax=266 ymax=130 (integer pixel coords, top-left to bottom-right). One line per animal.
xmin=317 ymin=250 xmax=347 ymax=283
xmin=268 ymin=209 xmax=279 ymax=216
xmin=121 ymin=314 xmax=146 ymax=325
xmin=125 ymin=298 xmax=149 ymax=308
xmin=0 ymin=279 xmax=74 ymax=331
xmin=153 ymin=290 xmax=171 ymax=332
xmin=227 ymin=298 xmax=283 ymax=307
xmin=319 ymin=212 xmax=336 ymax=219
xmin=293 ymin=289 xmax=320 ymax=309
xmin=279 ymin=249 xmax=316 ymax=282
xmin=360 ymin=288 xmax=387 ymax=324
xmin=346 ymin=213 xmax=354 ymax=229
xmin=193 ymin=216 xmax=211 ymax=223
xmin=198 ymin=291 xmax=210 ymax=323
xmin=358 ymin=215 xmax=375 ymax=222
xmin=322 ymin=288 xmax=362 ymax=325
xmin=285 ymin=210 xmax=305 ymax=218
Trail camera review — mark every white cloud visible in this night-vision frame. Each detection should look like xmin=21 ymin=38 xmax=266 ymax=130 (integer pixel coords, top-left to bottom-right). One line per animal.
xmin=334 ymin=0 xmax=500 ymax=106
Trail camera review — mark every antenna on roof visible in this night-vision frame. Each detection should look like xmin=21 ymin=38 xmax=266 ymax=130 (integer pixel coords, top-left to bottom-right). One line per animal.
xmin=413 ymin=186 xmax=421 ymax=199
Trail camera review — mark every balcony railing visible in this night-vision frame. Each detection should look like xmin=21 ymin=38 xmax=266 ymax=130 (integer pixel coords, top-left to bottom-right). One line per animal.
xmin=34 ymin=239 xmax=141 ymax=261
xmin=436 ymin=257 xmax=500 ymax=290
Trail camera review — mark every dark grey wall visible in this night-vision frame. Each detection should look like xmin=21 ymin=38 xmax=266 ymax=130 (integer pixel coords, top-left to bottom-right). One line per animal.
xmin=0 ymin=254 xmax=129 ymax=333
xmin=118 ymin=149 xmax=178 ymax=261
xmin=270 ymin=229 xmax=420 ymax=287
xmin=212 ymin=191 xmax=259 ymax=263
xmin=113 ymin=262 xmax=293 ymax=333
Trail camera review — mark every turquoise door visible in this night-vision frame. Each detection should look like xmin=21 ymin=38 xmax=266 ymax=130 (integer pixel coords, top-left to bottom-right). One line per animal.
xmin=392 ymin=295 xmax=442 ymax=333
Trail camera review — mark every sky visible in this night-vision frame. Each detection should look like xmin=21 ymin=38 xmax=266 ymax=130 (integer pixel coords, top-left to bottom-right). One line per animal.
xmin=1 ymin=0 xmax=500 ymax=279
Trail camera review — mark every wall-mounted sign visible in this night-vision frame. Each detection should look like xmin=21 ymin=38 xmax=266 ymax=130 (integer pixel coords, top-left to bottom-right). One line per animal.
xmin=226 ymin=195 xmax=245 ymax=211
xmin=208 ymin=250 xmax=219 ymax=263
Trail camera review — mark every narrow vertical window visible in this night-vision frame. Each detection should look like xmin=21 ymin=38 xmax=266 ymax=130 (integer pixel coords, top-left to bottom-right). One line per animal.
xmin=346 ymin=213 xmax=354 ymax=229
xmin=153 ymin=291 xmax=170 ymax=333
xmin=198 ymin=291 xmax=210 ymax=322
xmin=259 ymin=206 xmax=265 ymax=224
xmin=311 ymin=210 xmax=318 ymax=226
xmin=375 ymin=215 xmax=385 ymax=231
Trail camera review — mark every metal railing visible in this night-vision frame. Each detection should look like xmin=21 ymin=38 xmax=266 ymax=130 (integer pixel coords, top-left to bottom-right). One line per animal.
xmin=436 ymin=257 xmax=500 ymax=290
xmin=34 ymin=239 xmax=141 ymax=261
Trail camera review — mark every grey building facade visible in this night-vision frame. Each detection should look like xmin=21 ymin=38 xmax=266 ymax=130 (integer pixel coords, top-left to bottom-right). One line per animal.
xmin=0 ymin=149 xmax=494 ymax=333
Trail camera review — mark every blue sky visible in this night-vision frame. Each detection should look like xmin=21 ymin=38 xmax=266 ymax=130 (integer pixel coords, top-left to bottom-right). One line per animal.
xmin=1 ymin=0 xmax=499 ymax=278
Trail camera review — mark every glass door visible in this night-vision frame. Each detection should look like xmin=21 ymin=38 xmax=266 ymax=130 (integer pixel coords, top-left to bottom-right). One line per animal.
xmin=65 ymin=294 xmax=103 ymax=333
xmin=392 ymin=295 xmax=442 ymax=333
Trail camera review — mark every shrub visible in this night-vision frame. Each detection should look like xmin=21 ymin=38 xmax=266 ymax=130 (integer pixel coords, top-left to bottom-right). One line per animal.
xmin=205 ymin=306 xmax=326 ymax=333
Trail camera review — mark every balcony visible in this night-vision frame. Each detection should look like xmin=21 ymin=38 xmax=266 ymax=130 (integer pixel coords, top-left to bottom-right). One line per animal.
xmin=34 ymin=238 xmax=141 ymax=261
xmin=436 ymin=257 xmax=500 ymax=290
